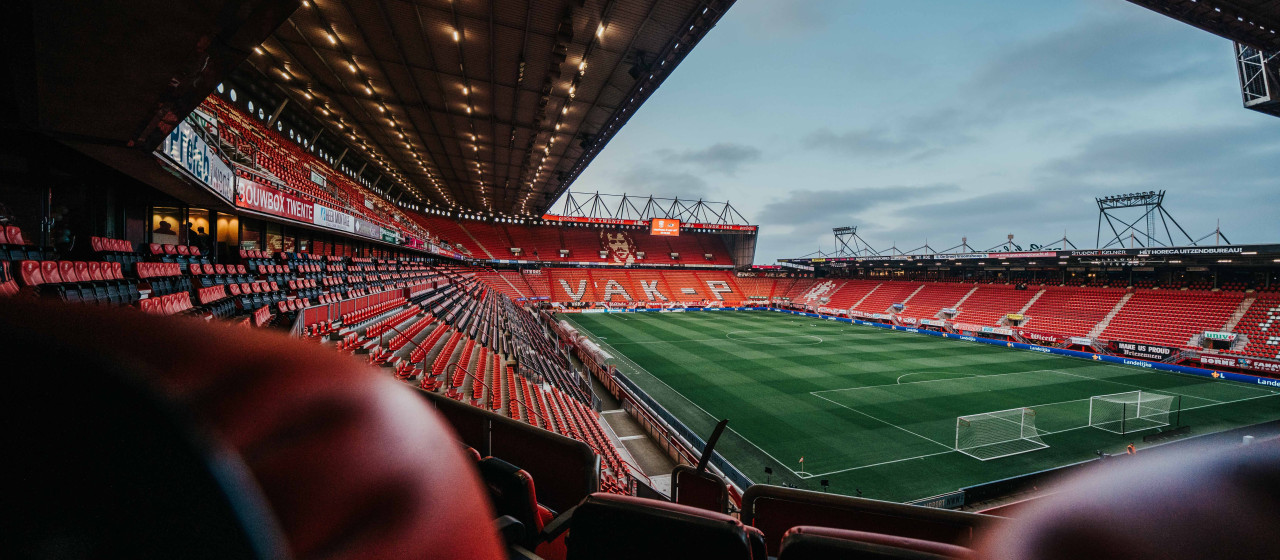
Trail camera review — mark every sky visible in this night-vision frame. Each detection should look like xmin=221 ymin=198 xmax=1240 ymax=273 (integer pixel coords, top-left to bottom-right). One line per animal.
xmin=565 ymin=0 xmax=1280 ymax=263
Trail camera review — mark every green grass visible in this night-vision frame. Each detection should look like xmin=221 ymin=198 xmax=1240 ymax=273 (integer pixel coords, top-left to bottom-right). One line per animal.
xmin=561 ymin=310 xmax=1280 ymax=502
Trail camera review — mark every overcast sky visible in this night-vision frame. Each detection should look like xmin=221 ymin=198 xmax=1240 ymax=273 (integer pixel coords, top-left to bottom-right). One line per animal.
xmin=566 ymin=0 xmax=1280 ymax=262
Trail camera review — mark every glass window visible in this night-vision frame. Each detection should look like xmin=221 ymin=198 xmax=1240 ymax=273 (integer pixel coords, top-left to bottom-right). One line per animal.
xmin=216 ymin=83 xmax=224 ymax=93
xmin=240 ymin=221 xmax=261 ymax=250
xmin=247 ymin=100 xmax=254 ymax=112
xmin=187 ymin=208 xmax=212 ymax=254
xmin=229 ymin=89 xmax=237 ymax=102
xmin=265 ymin=223 xmax=283 ymax=253
xmin=151 ymin=207 xmax=182 ymax=245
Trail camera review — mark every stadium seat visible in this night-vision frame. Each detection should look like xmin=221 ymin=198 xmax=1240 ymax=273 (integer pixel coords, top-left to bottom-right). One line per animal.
xmin=562 ymin=492 xmax=765 ymax=560
xmin=0 ymin=299 xmax=506 ymax=560
xmin=779 ymin=526 xmax=974 ymax=560
xmin=741 ymin=485 xmax=998 ymax=557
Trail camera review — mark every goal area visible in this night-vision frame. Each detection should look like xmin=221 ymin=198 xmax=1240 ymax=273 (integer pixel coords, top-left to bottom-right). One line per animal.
xmin=1089 ymin=391 xmax=1181 ymax=434
xmin=955 ymin=407 xmax=1048 ymax=461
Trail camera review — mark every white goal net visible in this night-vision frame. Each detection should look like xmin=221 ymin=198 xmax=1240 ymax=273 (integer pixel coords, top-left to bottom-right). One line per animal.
xmin=955 ymin=407 xmax=1048 ymax=461
xmin=1089 ymin=391 xmax=1179 ymax=434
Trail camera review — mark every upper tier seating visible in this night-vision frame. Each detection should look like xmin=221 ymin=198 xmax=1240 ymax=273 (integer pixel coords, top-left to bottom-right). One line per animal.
xmin=1022 ymin=287 xmax=1125 ymax=336
xmin=1102 ymin=290 xmax=1244 ymax=349
xmin=408 ymin=214 xmax=735 ymax=266
xmin=854 ymin=282 xmax=923 ymax=314
xmin=1228 ymin=296 xmax=1280 ymax=360
xmin=899 ymin=283 xmax=974 ymax=321
xmin=954 ymin=284 xmax=1038 ymax=327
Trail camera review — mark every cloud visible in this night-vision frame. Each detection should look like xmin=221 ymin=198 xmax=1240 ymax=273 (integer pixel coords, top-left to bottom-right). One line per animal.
xmin=759 ymin=185 xmax=960 ymax=226
xmin=730 ymin=0 xmax=850 ymax=38
xmin=968 ymin=12 xmax=1221 ymax=111
xmin=662 ymin=142 xmax=763 ymax=175
xmin=801 ymin=125 xmax=965 ymax=162
xmin=615 ymin=162 xmax=713 ymax=201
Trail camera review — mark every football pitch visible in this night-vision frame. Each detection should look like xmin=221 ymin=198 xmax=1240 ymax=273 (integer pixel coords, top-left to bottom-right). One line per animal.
xmin=561 ymin=310 xmax=1280 ymax=502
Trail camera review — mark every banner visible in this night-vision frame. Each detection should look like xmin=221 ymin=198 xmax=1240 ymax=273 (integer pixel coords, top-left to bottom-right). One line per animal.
xmin=236 ymin=178 xmax=314 ymax=223
xmin=979 ymin=326 xmax=1014 ymax=336
xmin=988 ymin=251 xmax=1057 ymax=259
xmin=1200 ymin=355 xmax=1238 ymax=368
xmin=1070 ymin=337 xmax=1095 ymax=346
xmin=309 ymin=168 xmax=327 ymax=188
xmin=1019 ymin=330 xmax=1060 ymax=344
xmin=381 ymin=227 xmax=399 ymax=243
xmin=1112 ymin=341 xmax=1176 ymax=361
xmin=1203 ymin=331 xmax=1237 ymax=342
xmin=313 ymin=204 xmax=355 ymax=233
xmin=160 ymin=119 xmax=234 ymax=201
xmin=353 ymin=218 xmax=381 ymax=239
xmin=1007 ymin=313 xmax=1025 ymax=321
xmin=920 ymin=319 xmax=947 ymax=327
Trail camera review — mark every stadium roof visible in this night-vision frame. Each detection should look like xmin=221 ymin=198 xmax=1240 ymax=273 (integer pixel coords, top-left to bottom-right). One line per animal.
xmin=1125 ymin=0 xmax=1280 ymax=50
xmin=241 ymin=0 xmax=735 ymax=218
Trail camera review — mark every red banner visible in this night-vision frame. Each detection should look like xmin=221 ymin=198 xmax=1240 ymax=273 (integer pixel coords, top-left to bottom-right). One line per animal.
xmin=237 ymin=179 xmax=315 ymax=223
xmin=541 ymin=214 xmax=644 ymax=226
xmin=1018 ymin=330 xmax=1062 ymax=344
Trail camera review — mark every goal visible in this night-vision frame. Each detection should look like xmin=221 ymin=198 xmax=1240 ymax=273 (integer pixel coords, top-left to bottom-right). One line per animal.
xmin=1089 ymin=391 xmax=1180 ymax=434
xmin=955 ymin=407 xmax=1048 ymax=461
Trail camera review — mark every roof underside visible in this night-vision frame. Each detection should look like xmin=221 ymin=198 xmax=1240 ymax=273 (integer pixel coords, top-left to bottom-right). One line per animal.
xmin=1125 ymin=0 xmax=1280 ymax=50
xmin=245 ymin=0 xmax=735 ymax=217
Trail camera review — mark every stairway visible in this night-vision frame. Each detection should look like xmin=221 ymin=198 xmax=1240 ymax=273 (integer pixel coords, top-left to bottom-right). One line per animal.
xmin=1222 ymin=296 xmax=1256 ymax=333
xmin=951 ymin=284 xmax=981 ymax=309
xmin=1017 ymin=289 xmax=1045 ymax=315
xmin=457 ymin=222 xmax=496 ymax=259
xmin=497 ymin=274 xmax=527 ymax=298
xmin=899 ymin=284 xmax=929 ymax=305
xmin=1088 ymin=292 xmax=1132 ymax=339
xmin=850 ymin=283 xmax=882 ymax=310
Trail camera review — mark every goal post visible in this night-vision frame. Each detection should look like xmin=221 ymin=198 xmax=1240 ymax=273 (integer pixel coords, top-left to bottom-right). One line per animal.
xmin=955 ymin=407 xmax=1049 ymax=461
xmin=1088 ymin=391 xmax=1180 ymax=434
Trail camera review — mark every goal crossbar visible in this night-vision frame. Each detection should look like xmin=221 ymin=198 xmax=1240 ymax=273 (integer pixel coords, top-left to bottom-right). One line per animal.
xmin=955 ymin=406 xmax=1048 ymax=461
xmin=1088 ymin=391 xmax=1180 ymax=435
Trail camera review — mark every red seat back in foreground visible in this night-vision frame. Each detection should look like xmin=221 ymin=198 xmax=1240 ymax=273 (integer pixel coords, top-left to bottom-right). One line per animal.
xmin=0 ymin=300 xmax=505 ymax=560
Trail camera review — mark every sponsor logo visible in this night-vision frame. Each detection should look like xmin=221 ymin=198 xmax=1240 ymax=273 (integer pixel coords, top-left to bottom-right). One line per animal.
xmin=1259 ymin=378 xmax=1280 ymax=388
xmin=959 ymin=336 xmax=977 ymax=342
xmin=1029 ymin=346 xmax=1051 ymax=353
xmin=1122 ymin=359 xmax=1153 ymax=368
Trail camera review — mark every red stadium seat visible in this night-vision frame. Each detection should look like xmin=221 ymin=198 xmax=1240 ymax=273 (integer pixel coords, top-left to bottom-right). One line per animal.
xmin=0 ymin=299 xmax=505 ymax=560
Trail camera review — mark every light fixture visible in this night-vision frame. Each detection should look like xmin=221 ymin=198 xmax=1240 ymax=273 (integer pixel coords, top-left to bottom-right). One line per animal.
xmin=327 ymin=32 xmax=337 ymax=45
xmin=452 ymin=29 xmax=460 ymax=42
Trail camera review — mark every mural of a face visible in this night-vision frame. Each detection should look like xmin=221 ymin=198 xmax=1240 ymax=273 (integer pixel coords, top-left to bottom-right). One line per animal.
xmin=601 ymin=230 xmax=637 ymax=265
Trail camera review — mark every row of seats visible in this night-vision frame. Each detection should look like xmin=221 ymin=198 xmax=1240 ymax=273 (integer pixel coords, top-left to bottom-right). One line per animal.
xmin=139 ymin=292 xmax=194 ymax=315
xmin=89 ymin=236 xmax=134 ymax=253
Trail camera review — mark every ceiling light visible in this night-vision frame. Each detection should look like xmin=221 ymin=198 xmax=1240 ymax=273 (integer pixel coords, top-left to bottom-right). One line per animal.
xmin=327 ymin=32 xmax=337 ymax=45
xmin=452 ymin=29 xmax=460 ymax=42
xmin=253 ymin=46 xmax=264 ymax=55
xmin=596 ymin=24 xmax=605 ymax=38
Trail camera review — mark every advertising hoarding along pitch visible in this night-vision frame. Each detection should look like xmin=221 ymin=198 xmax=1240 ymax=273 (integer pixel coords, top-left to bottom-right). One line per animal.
xmin=1112 ymin=341 xmax=1175 ymax=361
xmin=650 ymin=218 xmax=681 ymax=236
